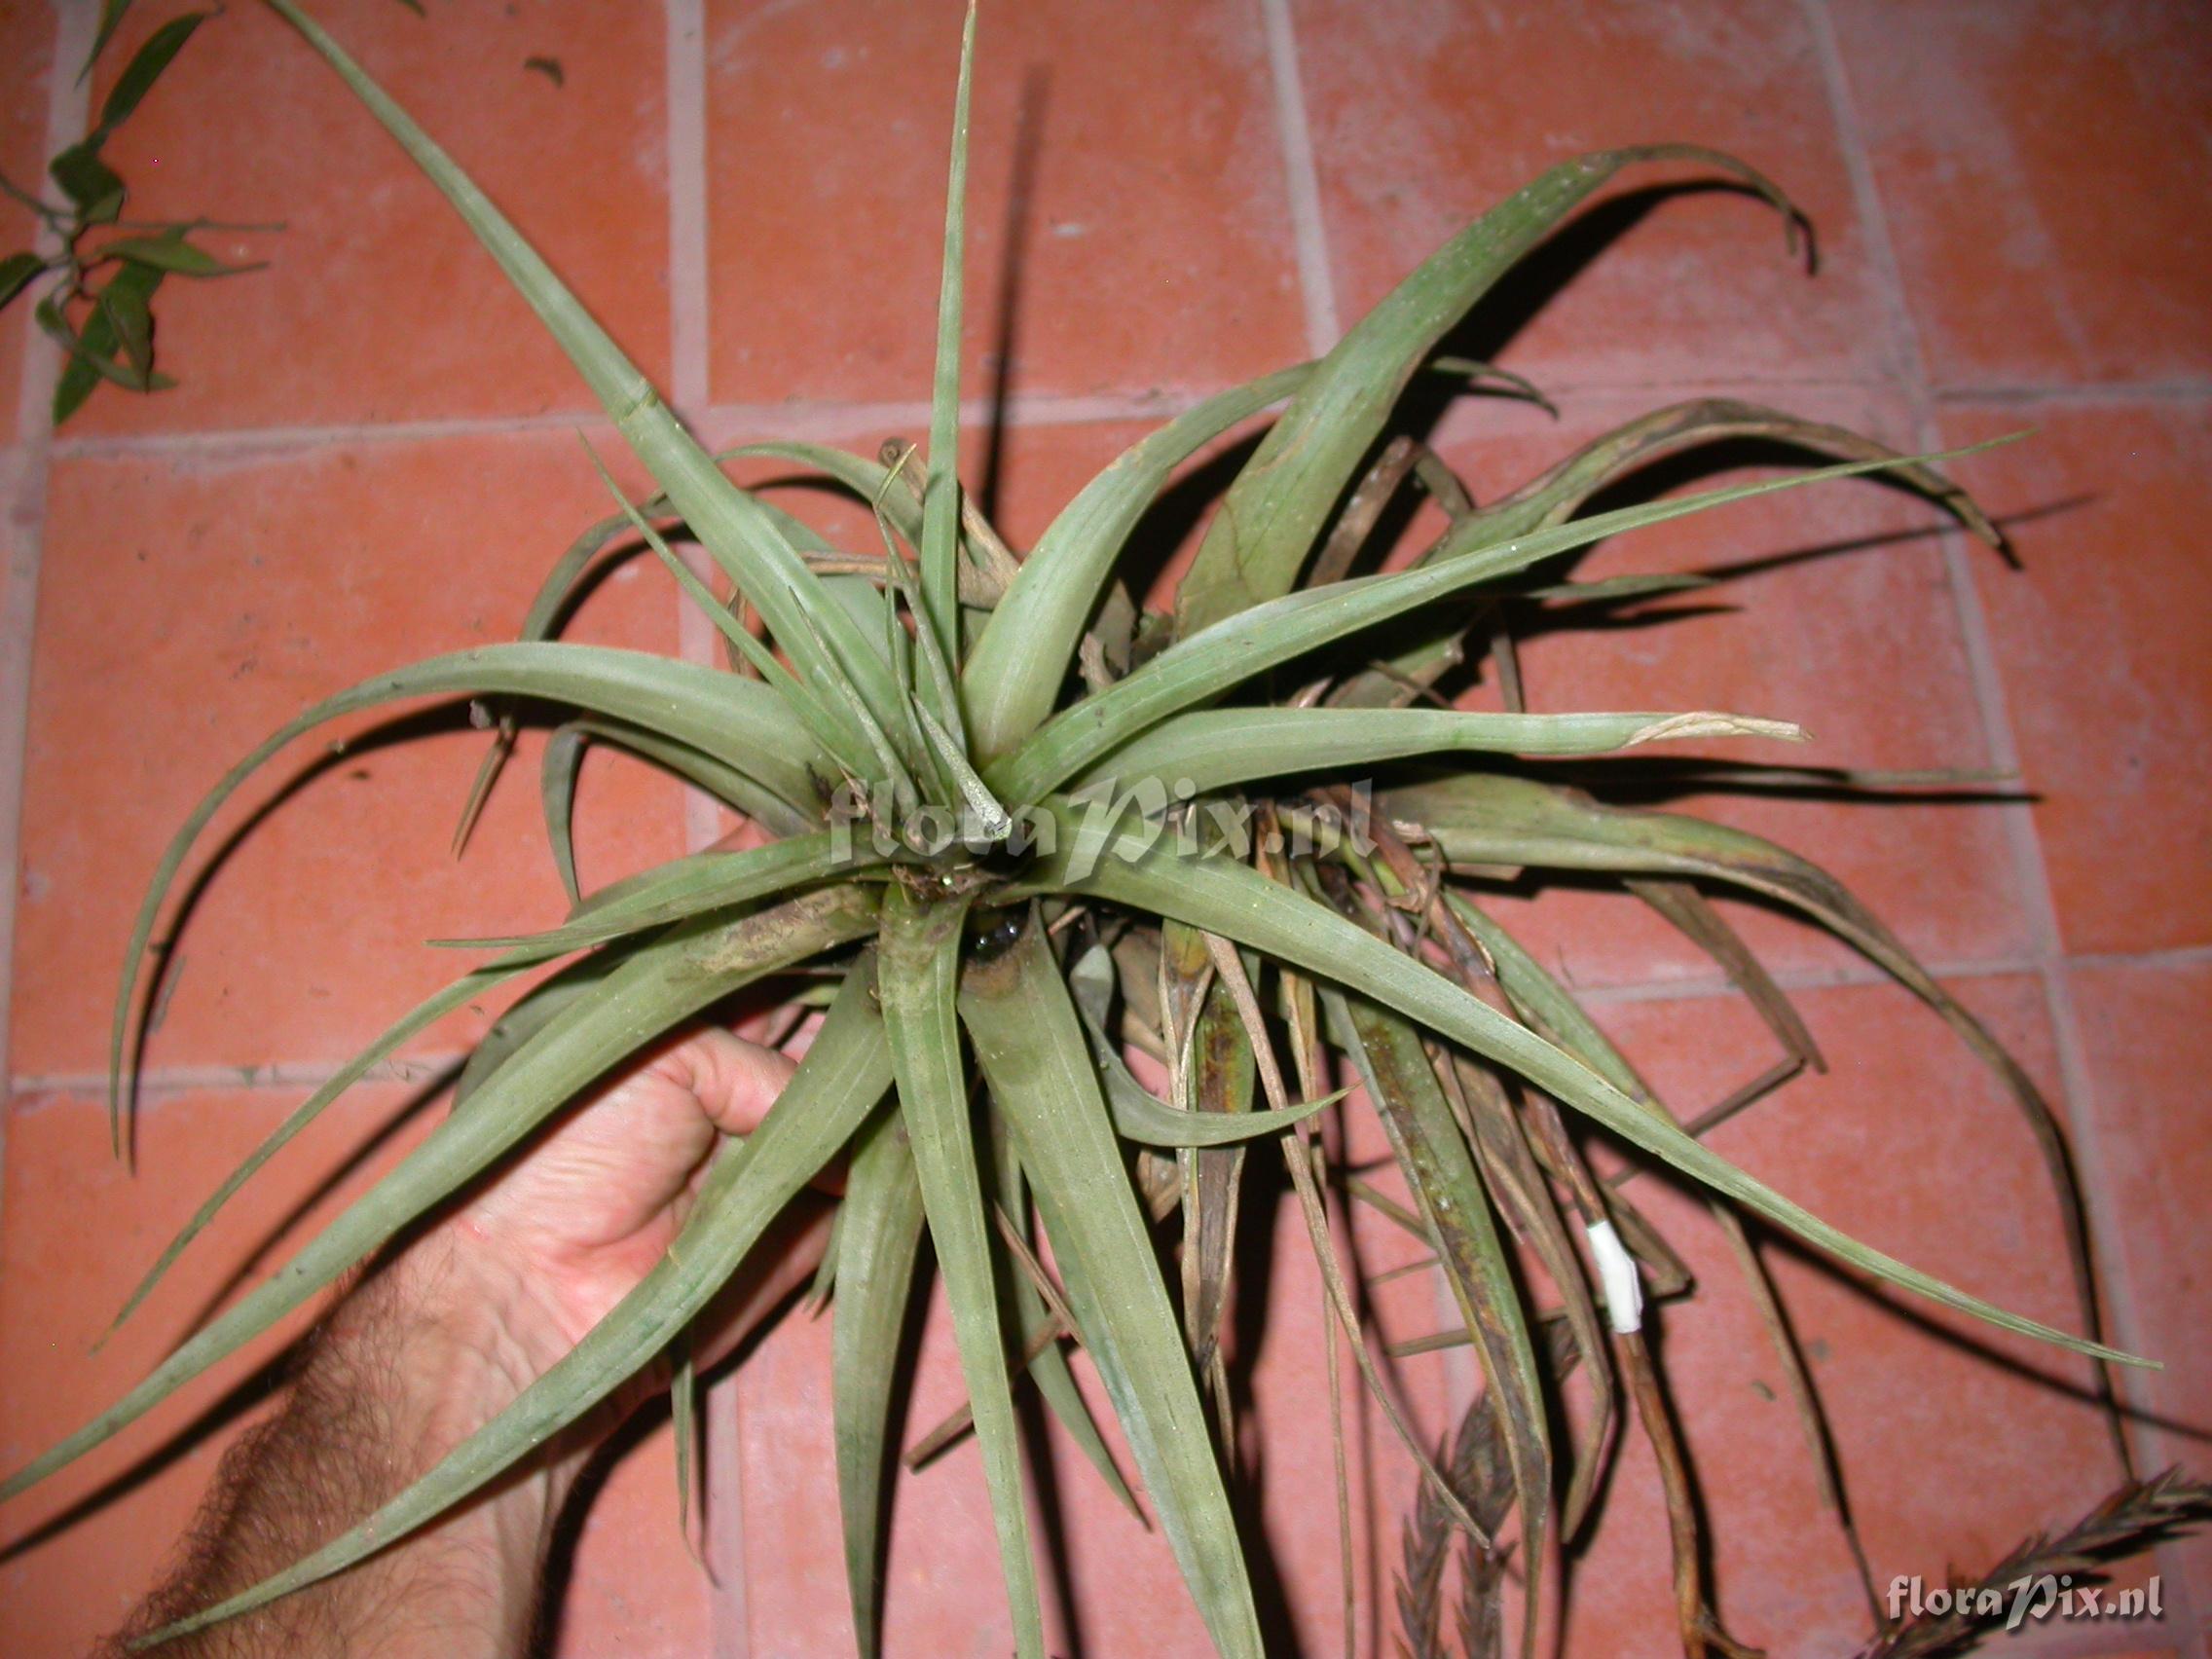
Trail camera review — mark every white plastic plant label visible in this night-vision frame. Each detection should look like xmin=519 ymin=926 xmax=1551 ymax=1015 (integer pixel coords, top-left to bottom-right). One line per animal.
xmin=1586 ymin=1218 xmax=1643 ymax=1335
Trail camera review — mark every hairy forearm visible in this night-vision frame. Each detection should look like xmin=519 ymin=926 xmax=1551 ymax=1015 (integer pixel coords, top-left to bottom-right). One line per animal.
xmin=97 ymin=1024 xmax=837 ymax=1658
xmin=101 ymin=1231 xmax=571 ymax=1659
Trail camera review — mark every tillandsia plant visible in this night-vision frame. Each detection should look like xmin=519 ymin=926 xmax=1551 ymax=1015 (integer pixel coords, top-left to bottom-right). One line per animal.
xmin=0 ymin=3 xmax=2164 ymax=1656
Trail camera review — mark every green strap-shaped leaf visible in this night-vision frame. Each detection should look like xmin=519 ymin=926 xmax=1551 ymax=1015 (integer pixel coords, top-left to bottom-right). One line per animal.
xmin=109 ymin=952 xmax=542 ymax=1335
xmin=1079 ymin=706 xmax=1800 ymax=796
xmin=986 ymin=1104 xmax=1142 ymax=1518
xmin=1320 ymin=986 xmax=1549 ymax=1621
xmin=449 ymin=443 xmax=837 ymax=841
xmin=833 ymin=1104 xmax=928 ymax=1659
xmin=510 ymin=453 xmax=836 ymax=655
xmin=1066 ymin=943 xmax=1333 ymax=1146
xmin=1029 ymin=815 xmax=2146 ymax=1368
xmin=960 ymin=916 xmax=1266 ymax=1659
xmin=1445 ymin=893 xmax=1647 ymax=1102
xmin=433 ymin=830 xmax=878 ymax=960
xmin=453 ymin=956 xmax=617 ymax=1109
xmin=714 ymin=445 xmax=1009 ymax=610
xmin=1402 ymin=770 xmax=2088 ymax=1146
xmin=1448 ymin=888 xmax=1877 ymax=1569
xmin=1333 ymin=397 xmax=1998 ymax=708
xmin=108 ymin=642 xmax=826 ymax=1138
xmin=1397 ymin=770 xmax=2127 ymax=1434
xmin=878 ymin=883 xmax=1045 ymax=1658
xmin=501 ymin=715 xmax=815 ymax=897
xmin=917 ymin=2 xmax=977 ymax=677
xmin=449 ymin=448 xmax=840 ymax=843
xmin=671 ymin=1331 xmax=705 ymax=1567
xmin=723 ymin=442 xmax=921 ymax=551
xmin=12 ymin=885 xmax=880 ymax=1507
xmin=1456 ymin=396 xmax=1998 ymax=560
xmin=264 ymin=0 xmax=905 ymax=750
xmin=548 ymin=718 xmax=817 ymax=854
xmin=539 ymin=722 xmax=590 ymax=905
xmin=1172 ymin=147 xmax=1798 ymax=638
xmin=583 ymin=437 xmax=878 ymax=779
xmin=987 ymin=441 xmax=2009 ymax=807
xmin=965 ymin=364 xmax=1311 ymax=758
xmin=804 ymin=1191 xmax=844 ymax=1312
xmin=1089 ymin=1029 xmax=1331 ymax=1147
xmin=95 ymin=12 xmax=208 ymax=133
xmin=138 ymin=957 xmax=894 ymax=1645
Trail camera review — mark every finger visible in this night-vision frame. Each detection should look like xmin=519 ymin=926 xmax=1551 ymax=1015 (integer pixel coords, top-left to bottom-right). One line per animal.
xmin=732 ymin=999 xmax=806 ymax=1048
xmin=663 ymin=1026 xmax=796 ymax=1139
xmin=780 ymin=1009 xmax=829 ymax=1062
xmin=670 ymin=1025 xmax=848 ymax=1197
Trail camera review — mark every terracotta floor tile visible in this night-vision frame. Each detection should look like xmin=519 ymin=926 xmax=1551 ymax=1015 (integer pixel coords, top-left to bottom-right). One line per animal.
xmin=695 ymin=408 xmax=1164 ymax=553
xmin=2068 ymin=957 xmax=2212 ymax=1609
xmin=542 ymin=1416 xmax=714 ymax=1659
xmin=12 ymin=427 xmax=686 ymax=1082
xmin=0 ymin=1083 xmax=715 ymax=1657
xmin=0 ymin=1082 xmax=435 ymax=1653
xmin=1424 ymin=385 xmax=2028 ymax=988
xmin=1292 ymin=0 xmax=1899 ymax=391
xmin=0 ymin=0 xmax=54 ymax=445
xmin=1942 ymin=400 xmax=2212 ymax=955
xmin=726 ymin=1173 xmax=1448 ymax=1657
xmin=703 ymin=0 xmax=1306 ymax=408
xmin=66 ymin=0 xmax=669 ymax=436
xmin=1551 ymin=976 xmax=2154 ymax=1655
xmin=692 ymin=408 xmax=1235 ymax=612
xmin=1829 ymin=0 xmax=2212 ymax=390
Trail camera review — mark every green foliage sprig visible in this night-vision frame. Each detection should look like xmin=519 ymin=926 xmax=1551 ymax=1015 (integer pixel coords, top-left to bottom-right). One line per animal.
xmin=2 ymin=11 xmax=276 ymax=424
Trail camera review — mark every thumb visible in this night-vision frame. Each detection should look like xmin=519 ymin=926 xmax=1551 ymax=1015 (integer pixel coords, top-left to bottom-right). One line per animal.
xmin=659 ymin=1025 xmax=797 ymax=1138
xmin=670 ymin=1026 xmax=847 ymax=1195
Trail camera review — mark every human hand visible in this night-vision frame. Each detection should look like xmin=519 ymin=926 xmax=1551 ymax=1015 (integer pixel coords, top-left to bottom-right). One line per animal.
xmin=105 ymin=1018 xmax=831 ymax=1659
xmin=432 ymin=815 xmax=838 ymax=1407
xmin=450 ymin=1020 xmax=832 ymax=1379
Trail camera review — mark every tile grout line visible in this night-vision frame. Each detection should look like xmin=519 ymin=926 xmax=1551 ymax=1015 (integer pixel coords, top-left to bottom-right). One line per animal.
xmin=21 ymin=934 xmax=2212 ymax=1100
xmin=49 ymin=404 xmax=622 ymax=461
xmin=666 ymin=0 xmax=726 ymax=863
xmin=37 ymin=373 xmax=2210 ymax=465
xmin=1 ymin=0 xmax=97 ymax=1236
xmin=2067 ymin=940 xmax=2212 ymax=975
xmin=1259 ymin=0 xmax=1477 ymax=1421
xmin=1933 ymin=379 xmax=2212 ymax=409
xmin=12 ymin=1055 xmax=468 ymax=1103
xmin=664 ymin=3 xmax=754 ymax=1652
xmin=1260 ymin=0 xmax=1472 ymax=1497
xmin=47 ymin=386 xmax=1241 ymax=460
xmin=1805 ymin=3 xmax=2201 ymax=1646
xmin=667 ymin=0 xmax=710 ymax=425
xmin=1571 ymin=948 xmax=2036 ymax=1008
xmin=1257 ymin=0 xmax=1340 ymax=355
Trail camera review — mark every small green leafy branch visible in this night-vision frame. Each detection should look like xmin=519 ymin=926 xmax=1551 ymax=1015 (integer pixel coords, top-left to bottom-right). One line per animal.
xmin=1 ymin=11 xmax=273 ymax=424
